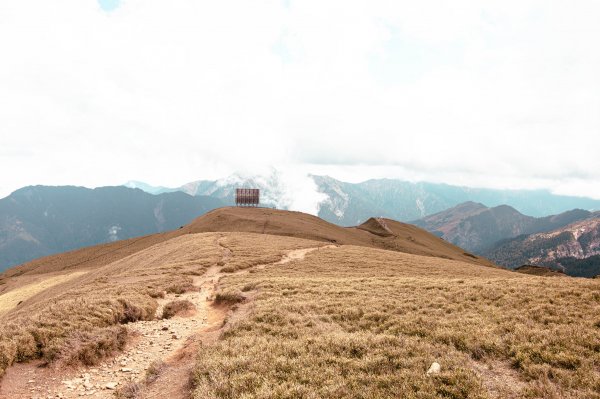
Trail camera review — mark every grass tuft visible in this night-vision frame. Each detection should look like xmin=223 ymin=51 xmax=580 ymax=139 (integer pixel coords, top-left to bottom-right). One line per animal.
xmin=115 ymin=381 xmax=142 ymax=399
xmin=49 ymin=325 xmax=128 ymax=366
xmin=162 ymin=300 xmax=195 ymax=319
xmin=214 ymin=291 xmax=246 ymax=305
xmin=145 ymin=359 xmax=166 ymax=383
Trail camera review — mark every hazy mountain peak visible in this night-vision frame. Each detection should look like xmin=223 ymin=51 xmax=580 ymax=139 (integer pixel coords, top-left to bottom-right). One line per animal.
xmin=123 ymin=181 xmax=175 ymax=195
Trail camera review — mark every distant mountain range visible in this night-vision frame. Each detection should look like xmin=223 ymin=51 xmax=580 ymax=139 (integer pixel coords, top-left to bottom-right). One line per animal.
xmin=413 ymin=202 xmax=600 ymax=277
xmin=0 ymin=186 xmax=222 ymax=272
xmin=2 ymin=173 xmax=600 ymax=275
xmin=485 ymin=217 xmax=600 ymax=277
xmin=412 ymin=202 xmax=593 ymax=253
xmin=126 ymin=173 xmax=600 ymax=226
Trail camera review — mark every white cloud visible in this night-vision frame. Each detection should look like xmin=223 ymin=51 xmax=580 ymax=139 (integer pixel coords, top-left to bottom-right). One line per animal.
xmin=0 ymin=0 xmax=599 ymax=199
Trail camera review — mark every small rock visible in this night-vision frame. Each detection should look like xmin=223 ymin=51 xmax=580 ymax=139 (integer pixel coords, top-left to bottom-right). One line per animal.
xmin=105 ymin=382 xmax=118 ymax=390
xmin=120 ymin=368 xmax=133 ymax=373
xmin=426 ymin=362 xmax=441 ymax=375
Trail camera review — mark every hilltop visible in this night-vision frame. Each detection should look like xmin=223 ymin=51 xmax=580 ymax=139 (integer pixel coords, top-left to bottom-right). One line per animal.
xmin=0 ymin=207 xmax=492 ymax=284
xmin=182 ymin=207 xmax=493 ymax=267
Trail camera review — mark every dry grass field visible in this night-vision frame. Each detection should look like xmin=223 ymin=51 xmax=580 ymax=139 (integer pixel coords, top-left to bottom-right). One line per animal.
xmin=0 ymin=229 xmax=322 ymax=383
xmin=0 ymin=233 xmax=223 ymax=377
xmin=193 ymin=242 xmax=600 ymax=399
xmin=0 ymin=208 xmax=599 ymax=398
xmin=0 ymin=271 xmax=88 ymax=316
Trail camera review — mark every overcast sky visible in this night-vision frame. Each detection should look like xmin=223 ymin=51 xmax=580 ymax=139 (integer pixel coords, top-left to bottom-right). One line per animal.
xmin=1 ymin=0 xmax=599 ymax=200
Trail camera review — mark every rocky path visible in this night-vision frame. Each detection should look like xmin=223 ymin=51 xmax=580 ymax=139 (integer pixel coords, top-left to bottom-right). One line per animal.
xmin=0 ymin=240 xmax=331 ymax=399
xmin=2 ymin=268 xmax=214 ymax=399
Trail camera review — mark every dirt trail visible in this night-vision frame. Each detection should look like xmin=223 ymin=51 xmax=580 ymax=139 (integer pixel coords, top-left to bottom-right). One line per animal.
xmin=256 ymin=245 xmax=336 ymax=270
xmin=0 ymin=238 xmax=331 ymax=399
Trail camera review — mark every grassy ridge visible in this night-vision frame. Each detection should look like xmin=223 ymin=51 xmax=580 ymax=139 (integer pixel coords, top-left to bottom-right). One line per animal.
xmin=0 ymin=233 xmax=222 ymax=377
xmin=193 ymin=245 xmax=600 ymax=398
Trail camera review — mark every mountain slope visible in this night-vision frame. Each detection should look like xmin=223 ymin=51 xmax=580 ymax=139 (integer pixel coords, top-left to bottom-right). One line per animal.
xmin=181 ymin=207 xmax=495 ymax=267
xmin=484 ymin=215 xmax=600 ymax=277
xmin=124 ymin=173 xmax=600 ymax=225
xmin=314 ymin=176 xmax=600 ymax=225
xmin=2 ymin=209 xmax=599 ymax=398
xmin=0 ymin=186 xmax=223 ymax=272
xmin=1 ymin=207 xmax=495 ymax=283
xmin=413 ymin=202 xmax=591 ymax=253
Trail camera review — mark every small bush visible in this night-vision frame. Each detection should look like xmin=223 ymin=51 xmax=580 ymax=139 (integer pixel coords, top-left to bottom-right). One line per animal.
xmin=118 ymin=298 xmax=156 ymax=323
xmin=145 ymin=360 xmax=166 ymax=383
xmin=214 ymin=291 xmax=246 ymax=305
xmin=0 ymin=340 xmax=17 ymax=378
xmin=50 ymin=326 xmax=128 ymax=366
xmin=148 ymin=290 xmax=165 ymax=299
xmin=115 ymin=381 xmax=142 ymax=399
xmin=166 ymin=282 xmax=196 ymax=295
xmin=13 ymin=331 xmax=37 ymax=362
xmin=162 ymin=300 xmax=195 ymax=319
xmin=241 ymin=283 xmax=257 ymax=292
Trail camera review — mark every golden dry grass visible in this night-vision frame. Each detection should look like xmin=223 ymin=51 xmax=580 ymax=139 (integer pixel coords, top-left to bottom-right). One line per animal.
xmin=1 ymin=224 xmax=598 ymax=398
xmin=0 ymin=233 xmax=223 ymax=377
xmin=0 ymin=231 xmax=321 ymax=380
xmin=0 ymin=271 xmax=88 ymax=316
xmin=218 ymin=233 xmax=325 ymax=273
xmin=193 ymin=243 xmax=600 ymax=399
xmin=162 ymin=299 xmax=196 ymax=319
xmin=185 ymin=207 xmax=494 ymax=267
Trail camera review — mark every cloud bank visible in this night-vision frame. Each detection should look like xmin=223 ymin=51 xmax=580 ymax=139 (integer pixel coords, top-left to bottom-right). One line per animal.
xmin=0 ymin=0 xmax=599 ymax=199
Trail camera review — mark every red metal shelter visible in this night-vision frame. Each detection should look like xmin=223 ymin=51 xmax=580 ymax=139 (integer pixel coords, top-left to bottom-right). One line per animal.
xmin=235 ymin=188 xmax=260 ymax=207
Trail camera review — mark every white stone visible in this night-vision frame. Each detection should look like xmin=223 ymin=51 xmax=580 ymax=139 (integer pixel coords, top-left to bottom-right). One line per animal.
xmin=105 ymin=382 xmax=118 ymax=390
xmin=426 ymin=362 xmax=441 ymax=375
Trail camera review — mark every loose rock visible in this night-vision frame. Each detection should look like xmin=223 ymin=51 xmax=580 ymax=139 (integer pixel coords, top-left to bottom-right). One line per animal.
xmin=105 ymin=382 xmax=118 ymax=390
xmin=426 ymin=362 xmax=441 ymax=375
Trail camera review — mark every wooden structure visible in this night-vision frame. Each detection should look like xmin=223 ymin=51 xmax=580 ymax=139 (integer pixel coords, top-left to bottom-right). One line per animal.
xmin=235 ymin=188 xmax=260 ymax=207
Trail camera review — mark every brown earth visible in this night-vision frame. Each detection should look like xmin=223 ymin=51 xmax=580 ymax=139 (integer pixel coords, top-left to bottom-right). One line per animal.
xmin=0 ymin=207 xmax=495 ymax=292
xmin=184 ymin=207 xmax=495 ymax=267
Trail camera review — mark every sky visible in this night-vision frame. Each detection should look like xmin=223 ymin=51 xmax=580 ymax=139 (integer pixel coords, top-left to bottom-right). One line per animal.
xmin=1 ymin=0 xmax=599 ymax=201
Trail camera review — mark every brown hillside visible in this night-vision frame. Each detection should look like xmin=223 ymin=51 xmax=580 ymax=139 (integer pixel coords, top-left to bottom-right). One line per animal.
xmin=0 ymin=231 xmax=182 ymax=283
xmin=184 ymin=207 xmax=495 ymax=267
xmin=0 ymin=207 xmax=494 ymax=288
xmin=375 ymin=218 xmax=494 ymax=266
xmin=357 ymin=217 xmax=395 ymax=237
xmin=1 ymin=229 xmax=599 ymax=397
